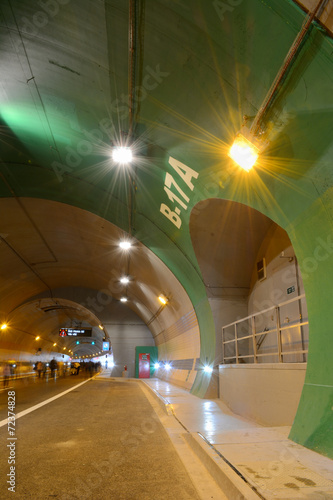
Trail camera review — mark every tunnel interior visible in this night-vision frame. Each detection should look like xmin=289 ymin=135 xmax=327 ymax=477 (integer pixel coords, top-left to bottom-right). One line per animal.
xmin=0 ymin=0 xmax=333 ymax=459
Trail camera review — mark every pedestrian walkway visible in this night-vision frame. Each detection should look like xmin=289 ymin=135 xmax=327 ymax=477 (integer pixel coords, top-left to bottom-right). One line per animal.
xmin=143 ymin=378 xmax=333 ymax=500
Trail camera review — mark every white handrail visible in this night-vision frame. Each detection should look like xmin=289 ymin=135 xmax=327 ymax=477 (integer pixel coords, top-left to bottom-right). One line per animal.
xmin=222 ymin=294 xmax=306 ymax=330
xmin=222 ymin=294 xmax=308 ymax=364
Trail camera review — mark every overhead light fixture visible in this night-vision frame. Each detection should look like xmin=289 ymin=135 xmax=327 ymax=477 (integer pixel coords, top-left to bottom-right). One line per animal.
xmin=53 ymin=343 xmax=57 ymax=347
xmin=158 ymin=294 xmax=168 ymax=305
xmin=98 ymin=324 xmax=104 ymax=330
xmin=165 ymin=363 xmax=171 ymax=371
xmin=120 ymin=297 xmax=128 ymax=303
xmin=35 ymin=336 xmax=40 ymax=341
xmin=229 ymin=133 xmax=260 ymax=171
xmin=120 ymin=276 xmax=130 ymax=284
xmin=204 ymin=365 xmax=213 ymax=374
xmin=112 ymin=146 xmax=133 ymax=165
xmin=1 ymin=323 xmax=7 ymax=330
xmin=154 ymin=362 xmax=160 ymax=370
xmin=63 ymin=347 xmax=66 ymax=350
xmin=119 ymin=241 xmax=132 ymax=250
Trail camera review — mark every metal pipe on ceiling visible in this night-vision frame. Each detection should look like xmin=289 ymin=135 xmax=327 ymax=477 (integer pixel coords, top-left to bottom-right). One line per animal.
xmin=250 ymin=0 xmax=328 ymax=137
xmin=128 ymin=0 xmax=140 ymax=238
xmin=128 ymin=0 xmax=137 ymax=139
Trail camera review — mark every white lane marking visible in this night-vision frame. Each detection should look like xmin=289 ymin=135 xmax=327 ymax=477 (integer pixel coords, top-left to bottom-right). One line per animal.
xmin=0 ymin=378 xmax=92 ymax=428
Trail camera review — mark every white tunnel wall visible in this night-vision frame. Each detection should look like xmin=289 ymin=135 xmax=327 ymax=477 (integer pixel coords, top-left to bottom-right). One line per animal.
xmin=219 ymin=226 xmax=308 ymax=425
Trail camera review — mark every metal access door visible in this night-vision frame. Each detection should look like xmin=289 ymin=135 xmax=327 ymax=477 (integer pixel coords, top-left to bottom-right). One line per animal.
xmin=138 ymin=353 xmax=150 ymax=378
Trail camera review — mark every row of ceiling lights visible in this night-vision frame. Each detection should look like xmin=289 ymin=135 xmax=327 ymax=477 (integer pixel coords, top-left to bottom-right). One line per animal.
xmin=118 ymin=238 xmax=169 ymax=305
xmin=0 ymin=188 xmax=168 ymax=356
xmin=0 ymin=326 xmax=105 ymax=358
xmin=0 ymin=238 xmax=168 ymax=340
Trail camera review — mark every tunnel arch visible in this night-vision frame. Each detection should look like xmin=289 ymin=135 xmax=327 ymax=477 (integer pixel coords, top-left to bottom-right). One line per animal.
xmin=0 ymin=197 xmax=204 ymax=385
xmin=189 ymin=197 xmax=308 ymax=416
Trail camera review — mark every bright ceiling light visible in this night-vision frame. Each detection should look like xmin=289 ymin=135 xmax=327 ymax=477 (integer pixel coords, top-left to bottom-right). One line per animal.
xmin=229 ymin=133 xmax=259 ymax=171
xmin=204 ymin=365 xmax=213 ymax=373
xmin=165 ymin=363 xmax=171 ymax=371
xmin=120 ymin=276 xmax=130 ymax=284
xmin=119 ymin=241 xmax=132 ymax=250
xmin=53 ymin=343 xmax=57 ymax=346
xmin=154 ymin=362 xmax=160 ymax=369
xmin=158 ymin=294 xmax=168 ymax=305
xmin=112 ymin=146 xmax=133 ymax=165
xmin=120 ymin=297 xmax=128 ymax=303
xmin=1 ymin=323 xmax=7 ymax=330
xmin=98 ymin=324 xmax=104 ymax=330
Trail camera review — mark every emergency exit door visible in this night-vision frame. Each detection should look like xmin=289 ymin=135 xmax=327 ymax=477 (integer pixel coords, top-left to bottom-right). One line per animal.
xmin=138 ymin=353 xmax=150 ymax=378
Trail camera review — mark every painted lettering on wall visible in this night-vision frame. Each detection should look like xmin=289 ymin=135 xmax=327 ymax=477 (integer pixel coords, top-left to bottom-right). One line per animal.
xmin=160 ymin=157 xmax=199 ymax=229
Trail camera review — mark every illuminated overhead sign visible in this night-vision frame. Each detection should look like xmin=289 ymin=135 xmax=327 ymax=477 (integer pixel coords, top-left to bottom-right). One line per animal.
xmin=59 ymin=328 xmax=92 ymax=337
xmin=103 ymin=341 xmax=110 ymax=351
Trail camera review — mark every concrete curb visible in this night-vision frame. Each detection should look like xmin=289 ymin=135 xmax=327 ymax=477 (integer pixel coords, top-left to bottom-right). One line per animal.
xmin=141 ymin=381 xmax=262 ymax=499
xmin=140 ymin=380 xmax=174 ymax=415
xmin=183 ymin=433 xmax=262 ymax=500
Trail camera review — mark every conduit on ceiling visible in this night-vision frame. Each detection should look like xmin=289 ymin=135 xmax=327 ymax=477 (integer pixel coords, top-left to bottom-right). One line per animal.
xmin=250 ymin=0 xmax=328 ymax=137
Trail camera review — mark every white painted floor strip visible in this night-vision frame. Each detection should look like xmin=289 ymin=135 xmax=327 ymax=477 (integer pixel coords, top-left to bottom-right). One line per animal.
xmin=0 ymin=378 xmax=91 ymax=428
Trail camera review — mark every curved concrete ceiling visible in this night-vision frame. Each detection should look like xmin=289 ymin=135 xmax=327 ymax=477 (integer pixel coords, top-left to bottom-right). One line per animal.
xmin=4 ymin=296 xmax=104 ymax=358
xmin=190 ymin=199 xmax=276 ymax=298
xmin=0 ymin=197 xmax=193 ymax=357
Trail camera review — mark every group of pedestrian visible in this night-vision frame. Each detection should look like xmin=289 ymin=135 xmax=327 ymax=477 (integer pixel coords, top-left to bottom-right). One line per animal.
xmin=2 ymin=359 xmax=102 ymax=387
xmin=34 ymin=358 xmax=58 ymax=379
xmin=69 ymin=361 xmax=101 ymax=376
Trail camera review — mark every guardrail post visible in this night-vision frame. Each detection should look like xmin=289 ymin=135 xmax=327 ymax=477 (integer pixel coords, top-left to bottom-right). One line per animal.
xmin=276 ymin=306 xmax=282 ymax=362
xmin=251 ymin=316 xmax=257 ymax=363
xmin=235 ymin=323 xmax=239 ymax=364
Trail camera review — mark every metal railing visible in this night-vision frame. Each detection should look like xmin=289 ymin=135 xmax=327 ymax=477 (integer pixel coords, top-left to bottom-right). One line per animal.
xmin=222 ymin=294 xmax=308 ymax=364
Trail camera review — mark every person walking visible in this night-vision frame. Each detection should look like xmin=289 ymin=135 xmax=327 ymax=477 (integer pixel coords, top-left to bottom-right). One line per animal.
xmin=3 ymin=363 xmax=11 ymax=388
xmin=50 ymin=358 xmax=58 ymax=379
xmin=37 ymin=361 xmax=43 ymax=378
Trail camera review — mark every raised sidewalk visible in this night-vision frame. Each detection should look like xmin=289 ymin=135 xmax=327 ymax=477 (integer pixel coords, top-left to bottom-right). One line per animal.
xmin=142 ymin=378 xmax=333 ymax=500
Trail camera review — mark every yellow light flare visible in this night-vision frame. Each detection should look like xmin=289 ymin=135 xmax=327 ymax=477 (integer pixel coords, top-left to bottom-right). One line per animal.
xmin=158 ymin=294 xmax=168 ymax=305
xmin=229 ymin=133 xmax=259 ymax=171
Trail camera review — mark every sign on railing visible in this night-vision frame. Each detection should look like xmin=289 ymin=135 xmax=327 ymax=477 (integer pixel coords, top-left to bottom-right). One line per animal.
xmin=222 ymin=294 xmax=308 ymax=364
